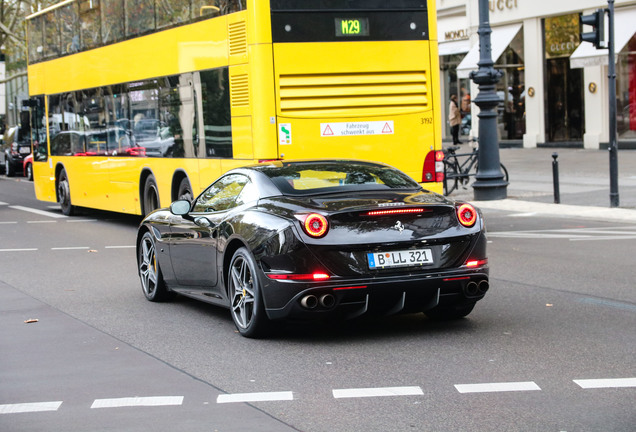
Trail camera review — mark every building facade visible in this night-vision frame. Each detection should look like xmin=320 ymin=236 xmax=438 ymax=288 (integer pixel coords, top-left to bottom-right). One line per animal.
xmin=437 ymin=0 xmax=636 ymax=148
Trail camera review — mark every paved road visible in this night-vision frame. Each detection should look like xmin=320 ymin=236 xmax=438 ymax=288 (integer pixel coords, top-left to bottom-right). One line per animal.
xmin=1 ymin=175 xmax=635 ymax=431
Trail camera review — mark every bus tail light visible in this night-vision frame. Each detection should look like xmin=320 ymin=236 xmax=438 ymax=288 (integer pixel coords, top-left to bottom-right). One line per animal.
xmin=422 ymin=151 xmax=445 ymax=183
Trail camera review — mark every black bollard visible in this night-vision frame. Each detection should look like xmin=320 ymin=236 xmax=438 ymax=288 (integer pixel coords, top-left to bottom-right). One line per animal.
xmin=552 ymin=153 xmax=560 ymax=204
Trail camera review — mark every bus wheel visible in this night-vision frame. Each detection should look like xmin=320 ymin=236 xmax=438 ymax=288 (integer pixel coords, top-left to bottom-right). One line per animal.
xmin=57 ymin=169 xmax=76 ymax=216
xmin=143 ymin=175 xmax=160 ymax=216
xmin=177 ymin=177 xmax=193 ymax=202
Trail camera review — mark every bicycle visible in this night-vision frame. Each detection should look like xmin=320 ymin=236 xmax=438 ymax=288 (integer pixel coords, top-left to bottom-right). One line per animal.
xmin=443 ymin=140 xmax=509 ymax=195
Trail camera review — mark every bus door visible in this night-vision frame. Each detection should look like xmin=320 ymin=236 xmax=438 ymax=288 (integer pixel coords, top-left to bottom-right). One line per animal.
xmin=28 ymin=96 xmax=55 ymax=201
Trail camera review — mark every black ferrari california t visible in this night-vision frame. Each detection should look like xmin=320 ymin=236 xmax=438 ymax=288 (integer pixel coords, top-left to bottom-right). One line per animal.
xmin=136 ymin=160 xmax=489 ymax=337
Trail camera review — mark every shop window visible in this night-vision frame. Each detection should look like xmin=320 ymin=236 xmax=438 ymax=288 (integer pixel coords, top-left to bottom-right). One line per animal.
xmin=617 ymin=34 xmax=636 ymax=140
xmin=495 ymin=30 xmax=525 ymax=140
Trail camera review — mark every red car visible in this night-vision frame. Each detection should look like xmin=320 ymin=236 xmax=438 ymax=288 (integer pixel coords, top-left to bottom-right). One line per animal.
xmin=23 ymin=153 xmax=33 ymax=181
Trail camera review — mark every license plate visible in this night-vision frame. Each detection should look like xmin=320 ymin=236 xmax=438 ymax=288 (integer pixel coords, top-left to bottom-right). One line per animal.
xmin=19 ymin=147 xmax=31 ymax=154
xmin=367 ymin=248 xmax=433 ymax=269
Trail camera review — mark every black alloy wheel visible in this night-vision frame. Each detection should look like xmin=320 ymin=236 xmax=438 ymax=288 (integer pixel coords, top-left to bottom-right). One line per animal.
xmin=57 ymin=168 xmax=75 ymax=216
xmin=26 ymin=163 xmax=33 ymax=181
xmin=229 ymin=247 xmax=269 ymax=338
xmin=138 ymin=231 xmax=173 ymax=302
xmin=143 ymin=175 xmax=160 ymax=216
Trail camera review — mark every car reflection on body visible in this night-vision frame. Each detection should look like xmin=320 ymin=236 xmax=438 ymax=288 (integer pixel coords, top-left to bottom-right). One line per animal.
xmin=136 ymin=160 xmax=489 ymax=338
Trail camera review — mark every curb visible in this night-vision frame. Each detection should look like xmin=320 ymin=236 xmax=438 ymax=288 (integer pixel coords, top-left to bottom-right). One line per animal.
xmin=472 ymin=199 xmax=636 ymax=224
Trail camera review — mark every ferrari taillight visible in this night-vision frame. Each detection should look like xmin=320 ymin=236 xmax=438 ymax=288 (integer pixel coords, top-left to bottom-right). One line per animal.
xmin=303 ymin=213 xmax=329 ymax=238
xmin=457 ymin=203 xmax=477 ymax=227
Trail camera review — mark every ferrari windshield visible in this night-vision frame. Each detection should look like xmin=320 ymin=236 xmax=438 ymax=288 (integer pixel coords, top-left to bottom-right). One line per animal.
xmin=257 ymin=161 xmax=422 ymax=195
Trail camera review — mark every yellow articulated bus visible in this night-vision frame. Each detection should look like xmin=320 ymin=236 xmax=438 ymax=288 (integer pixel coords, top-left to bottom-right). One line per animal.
xmin=26 ymin=0 xmax=443 ymax=216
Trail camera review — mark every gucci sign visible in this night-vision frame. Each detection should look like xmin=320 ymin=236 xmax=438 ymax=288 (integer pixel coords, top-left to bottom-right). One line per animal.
xmin=490 ymin=0 xmax=518 ymax=12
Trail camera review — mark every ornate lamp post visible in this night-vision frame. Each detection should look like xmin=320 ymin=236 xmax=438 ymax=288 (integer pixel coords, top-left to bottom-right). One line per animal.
xmin=470 ymin=0 xmax=508 ymax=200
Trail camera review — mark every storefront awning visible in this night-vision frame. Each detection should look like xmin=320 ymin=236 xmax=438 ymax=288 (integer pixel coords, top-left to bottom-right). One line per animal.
xmin=456 ymin=23 xmax=522 ymax=79
xmin=438 ymin=39 xmax=471 ymax=56
xmin=570 ymin=7 xmax=636 ymax=68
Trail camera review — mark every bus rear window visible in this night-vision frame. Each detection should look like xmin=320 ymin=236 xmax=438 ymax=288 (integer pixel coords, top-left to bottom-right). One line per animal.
xmin=270 ymin=1 xmax=428 ymax=43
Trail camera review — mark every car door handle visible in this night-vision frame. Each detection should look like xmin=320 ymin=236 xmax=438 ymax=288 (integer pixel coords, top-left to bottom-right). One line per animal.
xmin=194 ymin=216 xmax=216 ymax=229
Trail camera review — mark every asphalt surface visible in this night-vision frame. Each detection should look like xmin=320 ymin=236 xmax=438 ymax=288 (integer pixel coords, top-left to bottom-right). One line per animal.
xmin=1 ymin=147 xmax=635 ymax=431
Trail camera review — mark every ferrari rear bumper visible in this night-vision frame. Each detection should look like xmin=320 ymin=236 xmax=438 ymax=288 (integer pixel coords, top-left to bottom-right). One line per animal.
xmin=264 ymin=266 xmax=489 ymax=320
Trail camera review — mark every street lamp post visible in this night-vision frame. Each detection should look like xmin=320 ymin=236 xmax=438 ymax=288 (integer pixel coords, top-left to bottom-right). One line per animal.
xmin=470 ymin=0 xmax=508 ymax=200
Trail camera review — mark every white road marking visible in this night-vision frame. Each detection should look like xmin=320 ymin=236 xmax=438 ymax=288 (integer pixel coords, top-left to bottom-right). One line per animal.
xmin=0 ymin=201 xmax=8 ymax=205
xmin=66 ymin=219 xmax=97 ymax=223
xmin=574 ymin=378 xmax=636 ymax=389
xmin=509 ymin=212 xmax=537 ymax=217
xmin=27 ymin=220 xmax=57 ymax=224
xmin=0 ymin=221 xmax=18 ymax=224
xmin=489 ymin=226 xmax=636 ymax=241
xmin=8 ymin=205 xmax=67 ymax=219
xmin=0 ymin=248 xmax=38 ymax=252
xmin=0 ymin=401 xmax=63 ymax=414
xmin=91 ymin=396 xmax=184 ymax=409
xmin=217 ymin=391 xmax=294 ymax=404
xmin=455 ymin=381 xmax=541 ymax=394
xmin=51 ymin=246 xmax=90 ymax=251
xmin=332 ymin=386 xmax=424 ymax=399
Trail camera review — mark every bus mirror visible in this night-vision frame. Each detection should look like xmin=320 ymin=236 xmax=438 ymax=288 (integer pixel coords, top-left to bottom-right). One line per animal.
xmin=170 ymin=200 xmax=191 ymax=216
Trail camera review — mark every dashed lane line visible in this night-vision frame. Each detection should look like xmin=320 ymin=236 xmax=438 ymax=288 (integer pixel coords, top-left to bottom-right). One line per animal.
xmin=51 ymin=246 xmax=91 ymax=251
xmin=574 ymin=378 xmax=636 ymax=389
xmin=0 ymin=401 xmax=63 ymax=414
xmin=91 ymin=396 xmax=184 ymax=409
xmin=454 ymin=381 xmax=541 ymax=394
xmin=0 ymin=246 xmax=135 ymax=252
xmin=333 ymin=386 xmax=424 ymax=399
xmin=217 ymin=391 xmax=294 ymax=404
xmin=8 ymin=205 xmax=67 ymax=219
xmin=2 ymin=378 xmax=635 ymax=415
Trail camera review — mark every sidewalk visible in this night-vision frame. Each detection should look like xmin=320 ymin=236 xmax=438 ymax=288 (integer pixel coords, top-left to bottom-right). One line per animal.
xmin=446 ymin=147 xmax=636 ymax=224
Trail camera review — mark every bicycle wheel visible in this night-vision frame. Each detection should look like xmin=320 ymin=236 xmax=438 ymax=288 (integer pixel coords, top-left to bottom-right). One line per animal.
xmin=500 ymin=163 xmax=509 ymax=183
xmin=443 ymin=159 xmax=460 ymax=195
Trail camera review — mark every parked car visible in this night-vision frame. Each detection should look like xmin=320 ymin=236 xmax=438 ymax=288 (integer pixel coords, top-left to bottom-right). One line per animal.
xmin=23 ymin=153 xmax=33 ymax=181
xmin=136 ymin=159 xmax=489 ymax=338
xmin=1 ymin=126 xmax=32 ymax=177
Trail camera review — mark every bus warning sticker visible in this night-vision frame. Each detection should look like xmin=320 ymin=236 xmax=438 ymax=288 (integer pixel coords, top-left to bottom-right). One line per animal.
xmin=320 ymin=121 xmax=394 ymax=137
xmin=279 ymin=123 xmax=292 ymax=145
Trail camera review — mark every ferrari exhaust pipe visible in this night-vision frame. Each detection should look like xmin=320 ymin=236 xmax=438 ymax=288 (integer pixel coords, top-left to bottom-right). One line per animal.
xmin=319 ymin=294 xmax=335 ymax=308
xmin=301 ymin=295 xmax=318 ymax=309
xmin=478 ymin=280 xmax=489 ymax=294
xmin=464 ymin=281 xmax=479 ymax=296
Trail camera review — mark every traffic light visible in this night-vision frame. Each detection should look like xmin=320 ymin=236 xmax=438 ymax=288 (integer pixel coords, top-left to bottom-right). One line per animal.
xmin=580 ymin=9 xmax=606 ymax=49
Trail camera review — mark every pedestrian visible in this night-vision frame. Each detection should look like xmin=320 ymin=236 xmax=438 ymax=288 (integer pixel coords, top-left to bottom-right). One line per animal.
xmin=449 ymin=94 xmax=462 ymax=144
